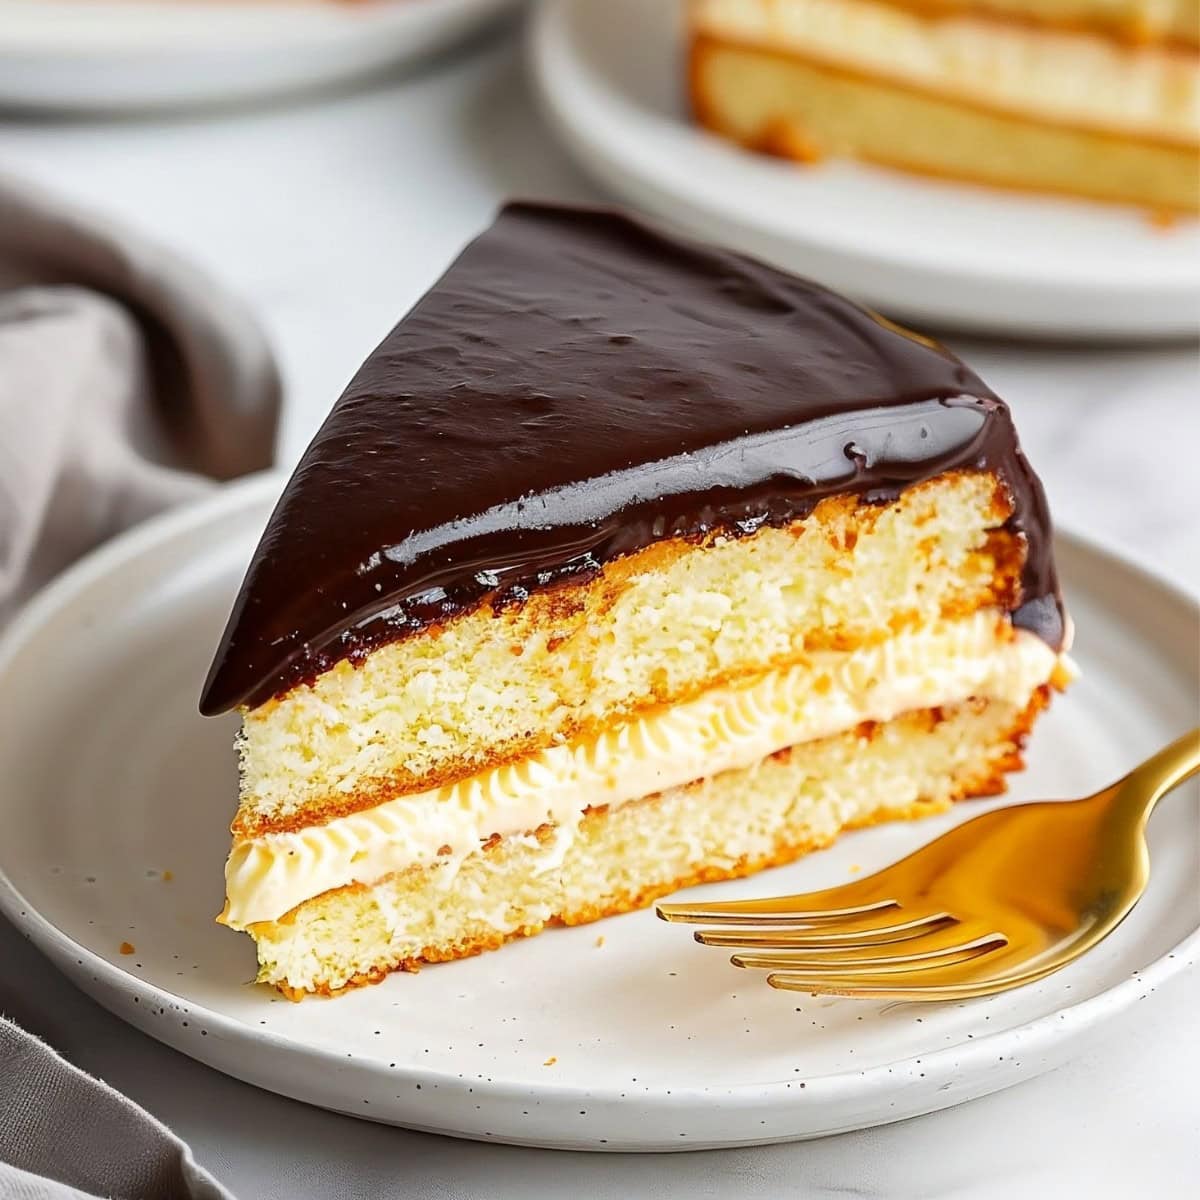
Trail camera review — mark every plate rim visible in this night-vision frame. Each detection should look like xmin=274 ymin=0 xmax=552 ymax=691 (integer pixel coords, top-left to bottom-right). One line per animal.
xmin=0 ymin=0 xmax=515 ymax=53
xmin=0 ymin=0 xmax=520 ymax=112
xmin=527 ymin=0 xmax=1200 ymax=331
xmin=0 ymin=472 xmax=1197 ymax=1131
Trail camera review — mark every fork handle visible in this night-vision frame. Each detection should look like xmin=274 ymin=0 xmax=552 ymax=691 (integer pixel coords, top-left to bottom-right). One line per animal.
xmin=1121 ymin=726 xmax=1200 ymax=823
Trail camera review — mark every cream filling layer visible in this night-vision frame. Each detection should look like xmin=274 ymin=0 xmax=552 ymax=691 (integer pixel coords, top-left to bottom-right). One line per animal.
xmin=693 ymin=0 xmax=1199 ymax=144
xmin=909 ymin=0 xmax=1199 ymax=46
xmin=223 ymin=612 xmax=1063 ymax=928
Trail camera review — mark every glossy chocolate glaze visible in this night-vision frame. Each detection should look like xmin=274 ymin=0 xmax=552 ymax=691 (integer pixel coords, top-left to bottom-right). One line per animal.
xmin=200 ymin=203 xmax=1063 ymax=715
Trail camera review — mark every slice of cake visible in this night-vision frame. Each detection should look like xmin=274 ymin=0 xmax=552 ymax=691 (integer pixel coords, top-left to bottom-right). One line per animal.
xmin=201 ymin=202 xmax=1071 ymax=998
xmin=689 ymin=0 xmax=1200 ymax=212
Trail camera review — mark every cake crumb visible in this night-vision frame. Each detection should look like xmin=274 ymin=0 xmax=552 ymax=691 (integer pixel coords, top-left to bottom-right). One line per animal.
xmin=543 ymin=1056 xmax=557 ymax=1067
xmin=595 ymin=936 xmax=605 ymax=948
xmin=761 ymin=118 xmax=824 ymax=164
xmin=162 ymin=870 xmax=174 ymax=882
xmin=119 ymin=942 xmax=135 ymax=955
xmin=848 ymin=864 xmax=861 ymax=875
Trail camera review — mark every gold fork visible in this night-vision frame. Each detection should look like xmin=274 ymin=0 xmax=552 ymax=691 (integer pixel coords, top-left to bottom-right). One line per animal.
xmin=657 ymin=728 xmax=1200 ymax=1001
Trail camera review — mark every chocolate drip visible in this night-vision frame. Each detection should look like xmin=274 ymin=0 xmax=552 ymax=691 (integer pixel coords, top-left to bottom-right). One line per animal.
xmin=200 ymin=203 xmax=1063 ymax=715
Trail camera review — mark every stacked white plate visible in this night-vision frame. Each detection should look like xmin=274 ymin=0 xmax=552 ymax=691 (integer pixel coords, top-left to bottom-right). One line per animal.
xmin=0 ymin=0 xmax=518 ymax=111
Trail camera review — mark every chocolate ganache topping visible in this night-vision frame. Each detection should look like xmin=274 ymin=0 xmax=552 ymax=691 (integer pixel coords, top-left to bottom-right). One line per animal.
xmin=200 ymin=202 xmax=1063 ymax=715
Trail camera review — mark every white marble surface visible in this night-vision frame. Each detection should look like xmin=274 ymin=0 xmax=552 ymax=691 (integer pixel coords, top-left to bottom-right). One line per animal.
xmin=1 ymin=25 xmax=1198 ymax=1199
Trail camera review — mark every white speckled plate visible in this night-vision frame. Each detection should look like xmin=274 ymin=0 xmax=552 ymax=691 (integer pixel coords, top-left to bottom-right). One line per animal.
xmin=0 ymin=473 xmax=1196 ymax=1150
xmin=529 ymin=0 xmax=1200 ymax=340
xmin=0 ymin=0 xmax=518 ymax=112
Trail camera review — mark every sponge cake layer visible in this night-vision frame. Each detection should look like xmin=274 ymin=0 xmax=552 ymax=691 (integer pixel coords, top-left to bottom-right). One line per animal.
xmin=233 ymin=470 xmax=1022 ymax=835
xmin=690 ymin=0 xmax=1199 ymax=210
xmin=250 ymin=694 xmax=1047 ymax=997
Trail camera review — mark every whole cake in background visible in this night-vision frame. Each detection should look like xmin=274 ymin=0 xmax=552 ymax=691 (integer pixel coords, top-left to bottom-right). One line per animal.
xmin=689 ymin=0 xmax=1199 ymax=212
xmin=201 ymin=202 xmax=1072 ymax=999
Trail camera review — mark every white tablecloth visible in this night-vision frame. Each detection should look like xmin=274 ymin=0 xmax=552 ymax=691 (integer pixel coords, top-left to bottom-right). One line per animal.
xmin=1 ymin=27 xmax=1196 ymax=1199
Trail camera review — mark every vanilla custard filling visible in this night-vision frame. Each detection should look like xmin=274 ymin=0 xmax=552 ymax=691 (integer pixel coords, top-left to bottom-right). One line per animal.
xmin=693 ymin=0 xmax=1200 ymax=144
xmin=222 ymin=612 xmax=1064 ymax=928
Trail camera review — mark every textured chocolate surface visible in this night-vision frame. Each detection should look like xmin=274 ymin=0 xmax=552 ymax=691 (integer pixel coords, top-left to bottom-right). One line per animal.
xmin=200 ymin=203 xmax=1062 ymax=714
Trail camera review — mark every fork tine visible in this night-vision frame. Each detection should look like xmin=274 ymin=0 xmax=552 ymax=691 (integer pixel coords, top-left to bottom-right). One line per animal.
xmin=757 ymin=933 xmax=1007 ymax=981
xmin=717 ymin=923 xmax=968 ymax=964
xmin=694 ymin=912 xmax=957 ymax=949
xmin=657 ymin=897 xmax=899 ymax=926
xmin=767 ymin=958 xmax=1062 ymax=1001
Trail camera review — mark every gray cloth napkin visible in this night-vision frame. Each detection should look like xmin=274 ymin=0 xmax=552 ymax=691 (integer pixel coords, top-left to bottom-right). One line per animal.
xmin=0 ymin=172 xmax=281 ymax=619
xmin=0 ymin=174 xmax=280 ymax=1197
xmin=0 ymin=1018 xmax=234 ymax=1200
